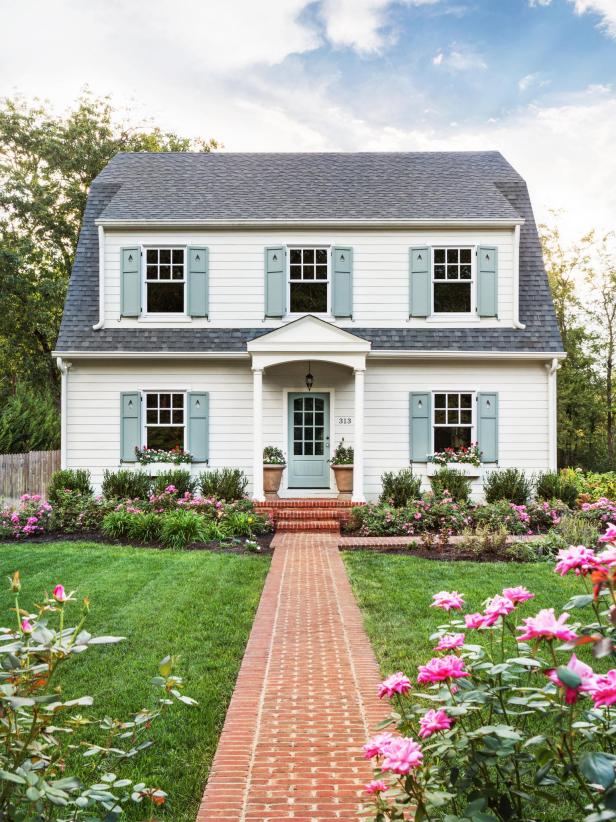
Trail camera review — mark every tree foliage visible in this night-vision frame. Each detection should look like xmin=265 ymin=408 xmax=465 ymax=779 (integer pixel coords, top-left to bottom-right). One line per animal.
xmin=0 ymin=91 xmax=218 ymax=452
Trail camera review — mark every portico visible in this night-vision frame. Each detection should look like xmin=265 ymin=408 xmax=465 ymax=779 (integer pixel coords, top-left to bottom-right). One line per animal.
xmin=247 ymin=316 xmax=370 ymax=503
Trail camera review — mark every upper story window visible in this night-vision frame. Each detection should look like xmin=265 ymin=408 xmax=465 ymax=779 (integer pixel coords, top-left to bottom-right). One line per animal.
xmin=433 ymin=248 xmax=473 ymax=313
xmin=289 ymin=247 xmax=329 ymax=314
xmin=145 ymin=392 xmax=185 ymax=449
xmin=433 ymin=392 xmax=473 ymax=451
xmin=145 ymin=248 xmax=185 ymax=313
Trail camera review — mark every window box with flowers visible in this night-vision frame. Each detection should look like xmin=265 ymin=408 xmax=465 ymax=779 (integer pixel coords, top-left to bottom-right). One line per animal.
xmin=132 ymin=446 xmax=194 ymax=476
xmin=426 ymin=444 xmax=482 ymax=477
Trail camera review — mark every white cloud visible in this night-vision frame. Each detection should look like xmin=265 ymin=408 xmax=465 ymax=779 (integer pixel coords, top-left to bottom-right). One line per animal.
xmin=518 ymin=72 xmax=549 ymax=92
xmin=432 ymin=46 xmax=487 ymax=71
xmin=529 ymin=0 xmax=616 ymax=38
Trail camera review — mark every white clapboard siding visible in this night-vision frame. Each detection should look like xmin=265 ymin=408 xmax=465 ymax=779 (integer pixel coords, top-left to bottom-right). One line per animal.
xmin=66 ymin=358 xmax=549 ymax=499
xmin=104 ymin=228 xmax=515 ymax=328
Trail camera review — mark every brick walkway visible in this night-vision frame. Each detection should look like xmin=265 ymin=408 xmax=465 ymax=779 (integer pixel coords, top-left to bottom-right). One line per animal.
xmin=197 ymin=532 xmax=388 ymax=821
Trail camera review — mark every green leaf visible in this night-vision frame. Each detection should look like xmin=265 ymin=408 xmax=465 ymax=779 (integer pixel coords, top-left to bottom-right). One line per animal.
xmin=508 ymin=657 xmax=543 ymax=667
xmin=580 ymin=752 xmax=616 ymax=790
xmin=0 ymin=770 xmax=26 ymax=784
xmin=87 ymin=635 xmax=125 ymax=645
xmin=555 ymin=666 xmax=583 ymax=689
xmin=563 ymin=594 xmax=594 ymax=610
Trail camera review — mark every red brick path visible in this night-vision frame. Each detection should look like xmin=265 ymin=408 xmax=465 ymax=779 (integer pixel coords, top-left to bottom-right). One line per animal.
xmin=197 ymin=532 xmax=388 ymax=821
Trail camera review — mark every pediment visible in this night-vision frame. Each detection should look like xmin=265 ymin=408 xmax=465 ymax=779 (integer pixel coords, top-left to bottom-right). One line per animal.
xmin=247 ymin=316 xmax=371 ymax=353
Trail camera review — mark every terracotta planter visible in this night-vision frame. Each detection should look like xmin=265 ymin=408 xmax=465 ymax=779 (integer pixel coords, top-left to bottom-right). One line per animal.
xmin=263 ymin=464 xmax=285 ymax=498
xmin=332 ymin=464 xmax=353 ymax=498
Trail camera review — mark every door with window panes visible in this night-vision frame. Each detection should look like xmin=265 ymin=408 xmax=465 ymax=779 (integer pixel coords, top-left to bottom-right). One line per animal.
xmin=287 ymin=393 xmax=330 ymax=488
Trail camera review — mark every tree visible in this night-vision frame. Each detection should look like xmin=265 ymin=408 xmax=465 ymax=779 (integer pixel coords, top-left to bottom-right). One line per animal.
xmin=0 ymin=92 xmax=219 ymax=451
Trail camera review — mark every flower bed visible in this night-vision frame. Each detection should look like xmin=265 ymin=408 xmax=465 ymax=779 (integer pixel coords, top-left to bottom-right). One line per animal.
xmin=362 ymin=521 xmax=616 ymax=821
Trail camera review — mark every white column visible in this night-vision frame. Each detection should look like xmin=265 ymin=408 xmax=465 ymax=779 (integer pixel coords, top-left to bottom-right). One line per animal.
xmin=547 ymin=358 xmax=560 ymax=471
xmin=57 ymin=357 xmax=71 ymax=469
xmin=252 ymin=368 xmax=264 ymax=501
xmin=352 ymin=368 xmax=365 ymax=503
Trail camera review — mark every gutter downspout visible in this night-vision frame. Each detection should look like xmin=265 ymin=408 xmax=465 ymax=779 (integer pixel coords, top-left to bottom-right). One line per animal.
xmin=546 ymin=357 xmax=560 ymax=470
xmin=56 ymin=357 xmax=72 ymax=469
xmin=512 ymin=224 xmax=526 ymax=330
xmin=92 ymin=225 xmax=105 ymax=330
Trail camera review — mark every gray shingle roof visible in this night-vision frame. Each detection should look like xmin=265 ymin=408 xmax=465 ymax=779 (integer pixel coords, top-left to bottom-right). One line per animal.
xmin=56 ymin=151 xmax=563 ymax=355
xmin=96 ymin=151 xmax=523 ymax=222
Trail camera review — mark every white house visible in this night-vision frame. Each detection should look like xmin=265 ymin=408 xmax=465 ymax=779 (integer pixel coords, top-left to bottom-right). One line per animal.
xmin=53 ymin=152 xmax=564 ymax=502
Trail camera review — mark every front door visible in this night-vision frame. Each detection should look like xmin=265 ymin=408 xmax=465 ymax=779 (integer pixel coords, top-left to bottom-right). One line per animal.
xmin=288 ymin=393 xmax=330 ymax=488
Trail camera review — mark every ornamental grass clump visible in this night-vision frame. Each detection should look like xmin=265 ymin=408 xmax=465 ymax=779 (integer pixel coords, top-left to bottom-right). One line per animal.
xmin=0 ymin=572 xmax=196 ymax=820
xmin=363 ymin=521 xmax=616 ymax=822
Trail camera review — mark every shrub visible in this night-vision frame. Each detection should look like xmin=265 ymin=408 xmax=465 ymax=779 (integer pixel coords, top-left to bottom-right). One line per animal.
xmin=263 ymin=446 xmax=286 ymax=465
xmin=127 ymin=511 xmax=163 ymax=543
xmin=564 ymin=468 xmax=616 ymax=502
xmin=459 ymin=524 xmax=508 ymax=557
xmin=0 ymin=382 xmax=60 ymax=453
xmin=483 ymin=467 xmax=532 ymax=505
xmin=363 ymin=521 xmax=616 ymax=821
xmin=102 ymin=468 xmax=152 ymax=499
xmin=152 ymin=469 xmax=197 ymax=497
xmin=526 ymin=499 xmax=570 ymax=531
xmin=198 ymin=468 xmax=248 ymax=501
xmin=0 ymin=572 xmax=195 ymax=819
xmin=101 ymin=509 xmax=138 ymax=540
xmin=0 ymin=494 xmax=53 ymax=539
xmin=160 ymin=509 xmax=207 ymax=549
xmin=429 ymin=467 xmax=471 ymax=502
xmin=472 ymin=499 xmax=530 ymax=535
xmin=379 ymin=469 xmax=422 ymax=507
xmin=535 ymin=470 xmax=579 ymax=507
xmin=552 ymin=511 xmax=599 ymax=549
xmin=579 ymin=496 xmax=616 ymax=525
xmin=48 ymin=468 xmax=92 ymax=503
xmin=50 ymin=490 xmax=110 ymax=534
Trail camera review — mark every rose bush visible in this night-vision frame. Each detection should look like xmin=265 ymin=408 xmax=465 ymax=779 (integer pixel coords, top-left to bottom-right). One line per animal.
xmin=363 ymin=521 xmax=616 ymax=822
xmin=0 ymin=494 xmax=52 ymax=538
xmin=0 ymin=572 xmax=196 ymax=819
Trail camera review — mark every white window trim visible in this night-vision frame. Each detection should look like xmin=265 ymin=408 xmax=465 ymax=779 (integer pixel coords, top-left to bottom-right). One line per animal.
xmin=141 ymin=245 xmax=188 ymax=318
xmin=431 ymin=389 xmax=476 ymax=456
xmin=286 ymin=244 xmax=332 ymax=318
xmin=431 ymin=246 xmax=476 ymax=319
xmin=141 ymin=390 xmax=188 ymax=451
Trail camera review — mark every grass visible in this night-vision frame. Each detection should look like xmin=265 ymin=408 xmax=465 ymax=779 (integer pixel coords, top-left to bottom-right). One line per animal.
xmin=342 ymin=552 xmax=587 ymax=676
xmin=0 ymin=541 xmax=270 ymax=822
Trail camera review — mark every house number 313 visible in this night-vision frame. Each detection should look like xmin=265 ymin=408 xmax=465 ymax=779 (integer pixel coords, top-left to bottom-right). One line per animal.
xmin=337 ymin=416 xmax=352 ymax=425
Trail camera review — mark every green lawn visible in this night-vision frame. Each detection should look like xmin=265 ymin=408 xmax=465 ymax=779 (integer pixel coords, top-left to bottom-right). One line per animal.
xmin=0 ymin=541 xmax=270 ymax=822
xmin=342 ymin=551 xmax=587 ymax=680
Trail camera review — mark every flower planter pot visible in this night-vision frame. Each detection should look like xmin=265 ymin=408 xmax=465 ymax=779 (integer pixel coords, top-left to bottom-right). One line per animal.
xmin=426 ymin=462 xmax=481 ymax=477
xmin=332 ymin=464 xmax=353 ymax=498
xmin=263 ymin=464 xmax=285 ymax=498
xmin=128 ymin=462 xmax=193 ymax=476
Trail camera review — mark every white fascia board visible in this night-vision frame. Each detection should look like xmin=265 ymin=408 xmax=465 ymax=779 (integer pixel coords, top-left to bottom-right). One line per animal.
xmin=369 ymin=350 xmax=567 ymax=361
xmin=95 ymin=218 xmax=525 ymax=229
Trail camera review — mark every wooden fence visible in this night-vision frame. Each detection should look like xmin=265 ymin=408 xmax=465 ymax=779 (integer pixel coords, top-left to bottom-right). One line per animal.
xmin=0 ymin=450 xmax=61 ymax=503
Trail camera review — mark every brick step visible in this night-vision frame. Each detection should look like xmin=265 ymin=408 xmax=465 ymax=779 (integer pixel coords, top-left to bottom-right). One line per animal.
xmin=276 ymin=519 xmax=341 ymax=533
xmin=273 ymin=508 xmax=349 ymax=521
xmin=255 ymin=498 xmax=357 ymax=509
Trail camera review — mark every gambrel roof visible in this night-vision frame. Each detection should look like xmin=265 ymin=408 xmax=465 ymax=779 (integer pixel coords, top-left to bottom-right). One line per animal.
xmin=55 ymin=151 xmax=564 ymax=355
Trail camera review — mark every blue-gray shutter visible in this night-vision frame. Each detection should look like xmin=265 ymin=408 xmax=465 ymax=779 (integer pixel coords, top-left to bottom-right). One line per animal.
xmin=187 ymin=247 xmax=209 ymax=317
xmin=478 ymin=392 xmax=498 ymax=462
xmin=410 ymin=392 xmax=431 ymax=462
xmin=120 ymin=392 xmax=141 ymax=462
xmin=409 ymin=247 xmax=430 ymax=317
xmin=477 ymin=246 xmax=498 ymax=317
xmin=332 ymin=246 xmax=353 ymax=317
xmin=188 ymin=392 xmax=209 ymax=463
xmin=264 ymin=246 xmax=286 ymax=317
xmin=120 ymin=247 xmax=141 ymax=317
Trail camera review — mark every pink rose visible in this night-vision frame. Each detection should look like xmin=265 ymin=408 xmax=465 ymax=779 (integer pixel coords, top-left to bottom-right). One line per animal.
xmin=381 ymin=737 xmax=423 ymax=774
xmin=465 ymin=612 xmax=486 ymax=630
xmin=53 ymin=584 xmax=68 ymax=603
xmin=585 ymin=670 xmax=616 ymax=707
xmin=417 ymin=655 xmax=470 ymax=684
xmin=555 ymin=545 xmax=597 ymax=576
xmin=502 ymin=586 xmax=534 ymax=604
xmin=364 ymin=779 xmax=387 ymax=794
xmin=516 ymin=608 xmax=577 ymax=643
xmin=418 ymin=708 xmax=453 ymax=739
xmin=434 ymin=633 xmax=465 ymax=652
xmin=431 ymin=590 xmax=464 ymax=611
xmin=21 ymin=618 xmax=33 ymax=634
xmin=363 ymin=732 xmax=394 ymax=759
xmin=547 ymin=654 xmax=594 ymax=705
xmin=484 ymin=594 xmax=515 ymax=619
xmin=378 ymin=671 xmax=412 ymax=699
xmin=599 ymin=523 xmax=616 ymax=544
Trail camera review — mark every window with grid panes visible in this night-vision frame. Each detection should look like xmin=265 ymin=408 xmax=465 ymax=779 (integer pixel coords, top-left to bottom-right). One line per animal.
xmin=289 ymin=248 xmax=328 ymax=313
xmin=145 ymin=248 xmax=185 ymax=313
xmin=433 ymin=392 xmax=473 ymax=451
xmin=433 ymin=248 xmax=472 ymax=313
xmin=145 ymin=393 xmax=185 ymax=450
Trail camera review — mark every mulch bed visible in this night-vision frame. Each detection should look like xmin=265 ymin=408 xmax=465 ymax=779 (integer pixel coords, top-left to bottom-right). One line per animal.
xmin=0 ymin=532 xmax=275 ymax=554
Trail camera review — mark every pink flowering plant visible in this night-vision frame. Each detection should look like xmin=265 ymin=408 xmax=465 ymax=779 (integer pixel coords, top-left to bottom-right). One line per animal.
xmin=429 ymin=443 xmax=482 ymax=467
xmin=364 ymin=524 xmax=616 ymax=821
xmin=135 ymin=444 xmax=192 ymax=464
xmin=0 ymin=494 xmax=52 ymax=539
xmin=0 ymin=572 xmax=196 ymax=819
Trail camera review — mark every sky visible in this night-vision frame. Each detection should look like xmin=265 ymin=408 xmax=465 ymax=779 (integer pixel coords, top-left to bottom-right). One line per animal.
xmin=1 ymin=0 xmax=615 ymax=242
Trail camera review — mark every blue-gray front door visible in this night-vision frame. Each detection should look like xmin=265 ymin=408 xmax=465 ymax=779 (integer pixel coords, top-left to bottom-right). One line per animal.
xmin=288 ymin=393 xmax=330 ymax=488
